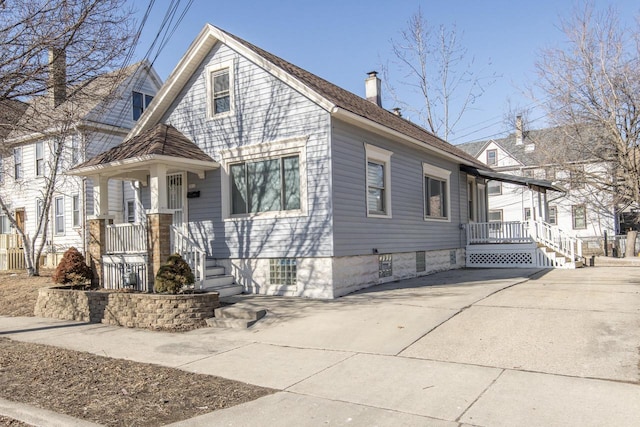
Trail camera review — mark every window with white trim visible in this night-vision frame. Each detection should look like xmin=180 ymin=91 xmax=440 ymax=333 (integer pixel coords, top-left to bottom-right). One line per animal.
xmin=487 ymin=180 xmax=502 ymax=195
xmin=207 ymin=61 xmax=234 ymax=118
xmin=221 ymin=137 xmax=307 ymax=219
xmin=132 ymin=91 xmax=154 ymax=121
xmin=486 ymin=149 xmax=497 ymax=166
xmin=524 ymin=207 xmax=532 ymax=221
xmin=548 ymin=205 xmax=558 ymax=225
xmin=13 ymin=147 xmax=22 ymax=180
xmin=35 ymin=142 xmax=44 ymax=176
xmin=468 ymin=178 xmax=476 ymax=221
xmin=365 ymin=144 xmax=393 ymax=218
xmin=54 ymin=196 xmax=64 ymax=234
xmin=424 ymin=163 xmax=451 ymax=221
xmin=0 ymin=214 xmax=9 ymax=234
xmin=72 ymin=194 xmax=80 ymax=227
xmin=230 ymin=156 xmax=300 ymax=214
xmin=126 ymin=200 xmax=136 ymax=223
xmin=572 ymin=205 xmax=586 ymax=229
xmin=36 ymin=199 xmax=43 ymax=224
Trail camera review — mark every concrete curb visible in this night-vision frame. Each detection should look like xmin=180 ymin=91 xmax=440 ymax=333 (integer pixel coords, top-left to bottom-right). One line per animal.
xmin=0 ymin=397 xmax=103 ymax=427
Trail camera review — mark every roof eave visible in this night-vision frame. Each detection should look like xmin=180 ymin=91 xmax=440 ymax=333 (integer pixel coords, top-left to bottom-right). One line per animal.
xmin=68 ymin=154 xmax=219 ymax=179
xmin=331 ymin=107 xmax=484 ymax=168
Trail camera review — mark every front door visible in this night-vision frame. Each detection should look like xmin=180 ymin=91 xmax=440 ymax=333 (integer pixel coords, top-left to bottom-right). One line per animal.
xmin=14 ymin=208 xmax=25 ymax=233
xmin=167 ymin=173 xmax=186 ymax=227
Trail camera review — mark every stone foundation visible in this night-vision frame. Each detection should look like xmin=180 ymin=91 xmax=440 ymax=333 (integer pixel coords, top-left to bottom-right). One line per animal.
xmin=34 ymin=287 xmax=220 ymax=331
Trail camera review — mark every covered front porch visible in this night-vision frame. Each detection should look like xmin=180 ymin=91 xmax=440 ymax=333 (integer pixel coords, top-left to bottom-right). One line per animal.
xmin=70 ymin=124 xmax=237 ymax=292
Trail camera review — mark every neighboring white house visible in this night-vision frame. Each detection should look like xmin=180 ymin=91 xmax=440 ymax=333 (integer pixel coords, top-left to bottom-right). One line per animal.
xmin=0 ymin=60 xmax=162 ymax=267
xmin=458 ymin=118 xmax=616 ymax=255
xmin=71 ymin=24 xmax=514 ymax=298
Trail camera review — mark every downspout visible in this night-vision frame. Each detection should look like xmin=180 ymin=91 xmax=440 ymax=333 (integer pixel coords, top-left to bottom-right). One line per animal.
xmin=82 ymin=177 xmax=87 ymax=257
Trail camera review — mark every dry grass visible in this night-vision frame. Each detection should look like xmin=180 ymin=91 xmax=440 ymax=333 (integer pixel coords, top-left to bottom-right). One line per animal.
xmin=0 ymin=271 xmax=275 ymax=425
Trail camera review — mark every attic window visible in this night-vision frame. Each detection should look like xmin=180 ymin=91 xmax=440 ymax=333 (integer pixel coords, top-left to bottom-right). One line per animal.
xmin=207 ymin=61 xmax=234 ymax=118
xmin=132 ymin=91 xmax=154 ymax=121
xmin=486 ymin=149 xmax=497 ymax=166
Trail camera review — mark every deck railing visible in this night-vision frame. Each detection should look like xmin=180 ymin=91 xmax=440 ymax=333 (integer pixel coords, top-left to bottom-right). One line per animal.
xmin=170 ymin=225 xmax=206 ymax=285
xmin=465 ymin=221 xmax=531 ymax=244
xmin=529 ymin=219 xmax=583 ymax=261
xmin=465 ymin=220 xmax=583 ymax=262
xmin=105 ymin=223 xmax=147 ymax=254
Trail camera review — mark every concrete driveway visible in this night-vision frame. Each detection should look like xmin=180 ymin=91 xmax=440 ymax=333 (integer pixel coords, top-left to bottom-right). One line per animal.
xmin=2 ymin=267 xmax=640 ymax=426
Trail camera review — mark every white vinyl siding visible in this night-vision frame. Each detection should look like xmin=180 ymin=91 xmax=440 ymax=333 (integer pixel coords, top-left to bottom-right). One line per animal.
xmin=364 ymin=143 xmax=392 ymax=218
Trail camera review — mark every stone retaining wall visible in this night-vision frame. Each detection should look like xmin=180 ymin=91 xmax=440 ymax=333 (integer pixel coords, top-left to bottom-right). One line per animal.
xmin=34 ymin=287 xmax=220 ymax=331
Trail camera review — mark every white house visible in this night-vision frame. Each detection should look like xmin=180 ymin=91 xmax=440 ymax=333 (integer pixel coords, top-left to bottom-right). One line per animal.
xmin=458 ymin=118 xmax=616 ymax=255
xmin=0 ymin=59 xmax=162 ymax=267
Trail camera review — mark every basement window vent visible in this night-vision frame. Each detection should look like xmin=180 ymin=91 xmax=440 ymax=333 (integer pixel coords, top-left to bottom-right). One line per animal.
xmin=450 ymin=250 xmax=457 ymax=265
xmin=270 ymin=258 xmax=297 ymax=286
xmin=416 ymin=251 xmax=426 ymax=272
xmin=379 ymin=254 xmax=392 ymax=278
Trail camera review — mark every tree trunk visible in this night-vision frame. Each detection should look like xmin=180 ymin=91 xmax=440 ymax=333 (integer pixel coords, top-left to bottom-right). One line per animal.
xmin=625 ymin=230 xmax=637 ymax=258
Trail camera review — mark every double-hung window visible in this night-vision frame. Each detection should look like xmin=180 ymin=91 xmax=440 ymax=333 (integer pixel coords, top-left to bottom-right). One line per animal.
xmin=13 ymin=148 xmax=22 ymax=180
xmin=54 ymin=196 xmax=64 ymax=234
xmin=548 ymin=206 xmax=558 ymax=225
xmin=365 ymin=144 xmax=393 ymax=218
xmin=35 ymin=142 xmax=44 ymax=176
xmin=488 ymin=180 xmax=502 ymax=195
xmin=132 ymin=91 xmax=154 ymax=121
xmin=424 ymin=163 xmax=451 ymax=221
xmin=486 ymin=149 xmax=497 ymax=166
xmin=207 ymin=61 xmax=234 ymax=118
xmin=572 ymin=205 xmax=586 ymax=229
xmin=72 ymin=195 xmax=80 ymax=227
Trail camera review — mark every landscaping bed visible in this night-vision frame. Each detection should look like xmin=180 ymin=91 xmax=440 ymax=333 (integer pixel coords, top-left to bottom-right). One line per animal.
xmin=0 ymin=272 xmax=274 ymax=425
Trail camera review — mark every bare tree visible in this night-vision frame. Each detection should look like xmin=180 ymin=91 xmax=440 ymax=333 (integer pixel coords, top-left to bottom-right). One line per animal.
xmin=534 ymin=3 xmax=640 ymax=251
xmin=383 ymin=7 xmax=496 ymax=141
xmin=0 ymin=0 xmax=136 ymax=275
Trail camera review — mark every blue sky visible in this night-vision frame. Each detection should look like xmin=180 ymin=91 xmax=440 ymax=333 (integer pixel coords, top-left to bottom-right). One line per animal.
xmin=130 ymin=0 xmax=640 ymax=144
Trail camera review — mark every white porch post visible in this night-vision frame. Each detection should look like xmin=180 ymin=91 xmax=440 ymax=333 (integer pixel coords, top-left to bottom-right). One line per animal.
xmin=92 ymin=175 xmax=110 ymax=217
xmin=149 ymin=163 xmax=168 ymax=214
xmin=537 ymin=190 xmax=543 ymax=222
xmin=529 ymin=188 xmax=536 ymax=220
xmin=543 ymin=191 xmax=549 ymax=223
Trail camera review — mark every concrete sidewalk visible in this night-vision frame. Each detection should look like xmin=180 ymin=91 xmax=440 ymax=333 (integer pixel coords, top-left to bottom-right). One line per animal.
xmin=2 ymin=267 xmax=640 ymax=426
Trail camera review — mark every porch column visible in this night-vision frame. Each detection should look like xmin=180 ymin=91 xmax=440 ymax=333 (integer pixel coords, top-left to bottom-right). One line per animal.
xmin=147 ymin=163 xmax=171 ymax=289
xmin=537 ymin=190 xmax=543 ymax=221
xmin=529 ymin=188 xmax=536 ymax=220
xmin=88 ymin=175 xmax=111 ymax=287
xmin=543 ymin=191 xmax=549 ymax=223
xmin=93 ymin=175 xmax=110 ymax=217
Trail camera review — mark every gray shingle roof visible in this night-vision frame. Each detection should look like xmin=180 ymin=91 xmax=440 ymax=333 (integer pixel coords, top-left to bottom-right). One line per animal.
xmin=221 ymin=28 xmax=486 ymax=169
xmin=75 ymin=123 xmax=213 ymax=168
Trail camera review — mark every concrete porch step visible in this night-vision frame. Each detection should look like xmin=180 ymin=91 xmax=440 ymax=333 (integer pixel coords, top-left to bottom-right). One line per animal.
xmin=201 ymin=274 xmax=235 ymax=288
xmin=205 ymin=266 xmax=225 ymax=276
xmin=201 ymin=282 xmax=243 ymax=298
xmin=207 ymin=305 xmax=267 ymax=329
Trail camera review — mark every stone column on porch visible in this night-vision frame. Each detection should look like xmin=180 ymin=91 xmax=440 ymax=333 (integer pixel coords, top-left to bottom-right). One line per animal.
xmin=87 ymin=175 xmax=111 ymax=287
xmin=146 ymin=164 xmax=172 ymax=287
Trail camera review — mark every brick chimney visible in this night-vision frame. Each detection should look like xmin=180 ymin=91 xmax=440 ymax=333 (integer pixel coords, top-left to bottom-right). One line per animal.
xmin=515 ymin=115 xmax=523 ymax=145
xmin=48 ymin=47 xmax=66 ymax=108
xmin=365 ymin=71 xmax=381 ymax=107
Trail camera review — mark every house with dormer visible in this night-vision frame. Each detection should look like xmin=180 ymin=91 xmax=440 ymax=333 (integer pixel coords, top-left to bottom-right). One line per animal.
xmin=0 ymin=59 xmax=162 ymax=268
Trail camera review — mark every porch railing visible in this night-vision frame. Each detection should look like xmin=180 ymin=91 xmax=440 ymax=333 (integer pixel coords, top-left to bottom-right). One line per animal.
xmin=529 ymin=219 xmax=583 ymax=261
xmin=465 ymin=220 xmax=583 ymax=262
xmin=170 ymin=225 xmax=206 ymax=285
xmin=465 ymin=221 xmax=531 ymax=244
xmin=105 ymin=223 xmax=147 ymax=254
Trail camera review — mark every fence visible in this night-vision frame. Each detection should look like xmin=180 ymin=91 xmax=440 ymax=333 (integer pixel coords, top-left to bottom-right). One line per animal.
xmin=0 ymin=234 xmax=24 ymax=270
xmin=102 ymin=254 xmax=149 ymax=292
xmin=105 ymin=223 xmax=147 ymax=254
